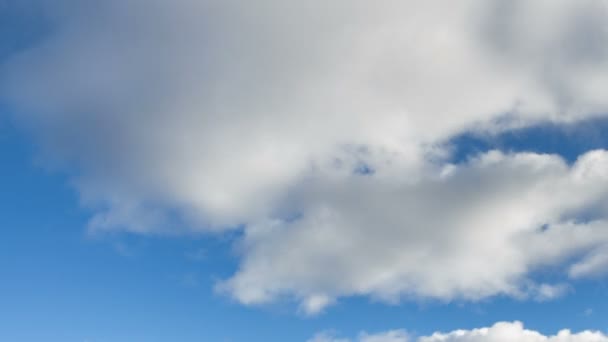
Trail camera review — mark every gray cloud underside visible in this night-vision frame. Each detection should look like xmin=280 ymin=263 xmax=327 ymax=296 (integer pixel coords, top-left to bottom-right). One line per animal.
xmin=3 ymin=0 xmax=608 ymax=312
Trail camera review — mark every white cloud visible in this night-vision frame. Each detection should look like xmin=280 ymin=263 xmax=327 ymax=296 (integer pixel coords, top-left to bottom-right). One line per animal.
xmin=569 ymin=246 xmax=608 ymax=279
xmin=530 ymin=283 xmax=571 ymax=302
xmin=3 ymin=0 xmax=608 ymax=232
xmin=310 ymin=322 xmax=608 ymax=342
xmin=221 ymin=150 xmax=608 ymax=313
xmin=3 ymin=0 xmax=608 ymax=311
xmin=419 ymin=321 xmax=608 ymax=342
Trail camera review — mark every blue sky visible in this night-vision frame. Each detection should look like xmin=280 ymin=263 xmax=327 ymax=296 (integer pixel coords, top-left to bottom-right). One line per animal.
xmin=2 ymin=1 xmax=608 ymax=341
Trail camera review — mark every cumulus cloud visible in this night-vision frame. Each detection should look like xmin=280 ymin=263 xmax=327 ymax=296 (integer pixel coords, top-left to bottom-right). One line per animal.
xmin=419 ymin=321 xmax=608 ymax=342
xmin=221 ymin=150 xmax=608 ymax=313
xmin=3 ymin=0 xmax=608 ymax=311
xmin=3 ymin=0 xmax=608 ymax=231
xmin=310 ymin=322 xmax=608 ymax=342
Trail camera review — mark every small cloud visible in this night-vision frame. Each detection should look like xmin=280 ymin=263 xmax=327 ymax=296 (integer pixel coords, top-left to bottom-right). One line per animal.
xmin=359 ymin=330 xmax=409 ymax=342
xmin=530 ymin=283 xmax=571 ymax=302
xmin=299 ymin=294 xmax=335 ymax=316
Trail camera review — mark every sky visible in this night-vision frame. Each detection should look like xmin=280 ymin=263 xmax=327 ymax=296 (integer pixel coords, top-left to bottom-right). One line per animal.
xmin=2 ymin=0 xmax=608 ymax=341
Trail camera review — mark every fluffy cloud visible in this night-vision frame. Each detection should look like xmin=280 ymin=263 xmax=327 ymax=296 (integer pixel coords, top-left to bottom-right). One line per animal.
xmin=3 ymin=0 xmax=608 ymax=311
xmin=419 ymin=321 xmax=608 ymax=342
xmin=221 ymin=150 xmax=608 ymax=313
xmin=310 ymin=322 xmax=608 ymax=342
xmin=3 ymin=0 xmax=608 ymax=231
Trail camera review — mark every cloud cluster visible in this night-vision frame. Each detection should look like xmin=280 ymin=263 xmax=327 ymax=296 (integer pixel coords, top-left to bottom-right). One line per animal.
xmin=310 ymin=322 xmax=608 ymax=342
xmin=222 ymin=150 xmax=608 ymax=313
xmin=3 ymin=0 xmax=608 ymax=311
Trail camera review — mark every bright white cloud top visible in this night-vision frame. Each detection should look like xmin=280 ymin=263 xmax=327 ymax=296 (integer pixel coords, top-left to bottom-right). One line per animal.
xmin=310 ymin=322 xmax=608 ymax=342
xmin=2 ymin=0 xmax=608 ymax=313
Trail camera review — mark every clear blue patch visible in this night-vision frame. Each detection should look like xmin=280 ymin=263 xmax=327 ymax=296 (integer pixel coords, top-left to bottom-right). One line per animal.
xmin=448 ymin=117 xmax=608 ymax=164
xmin=353 ymin=162 xmax=375 ymax=176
